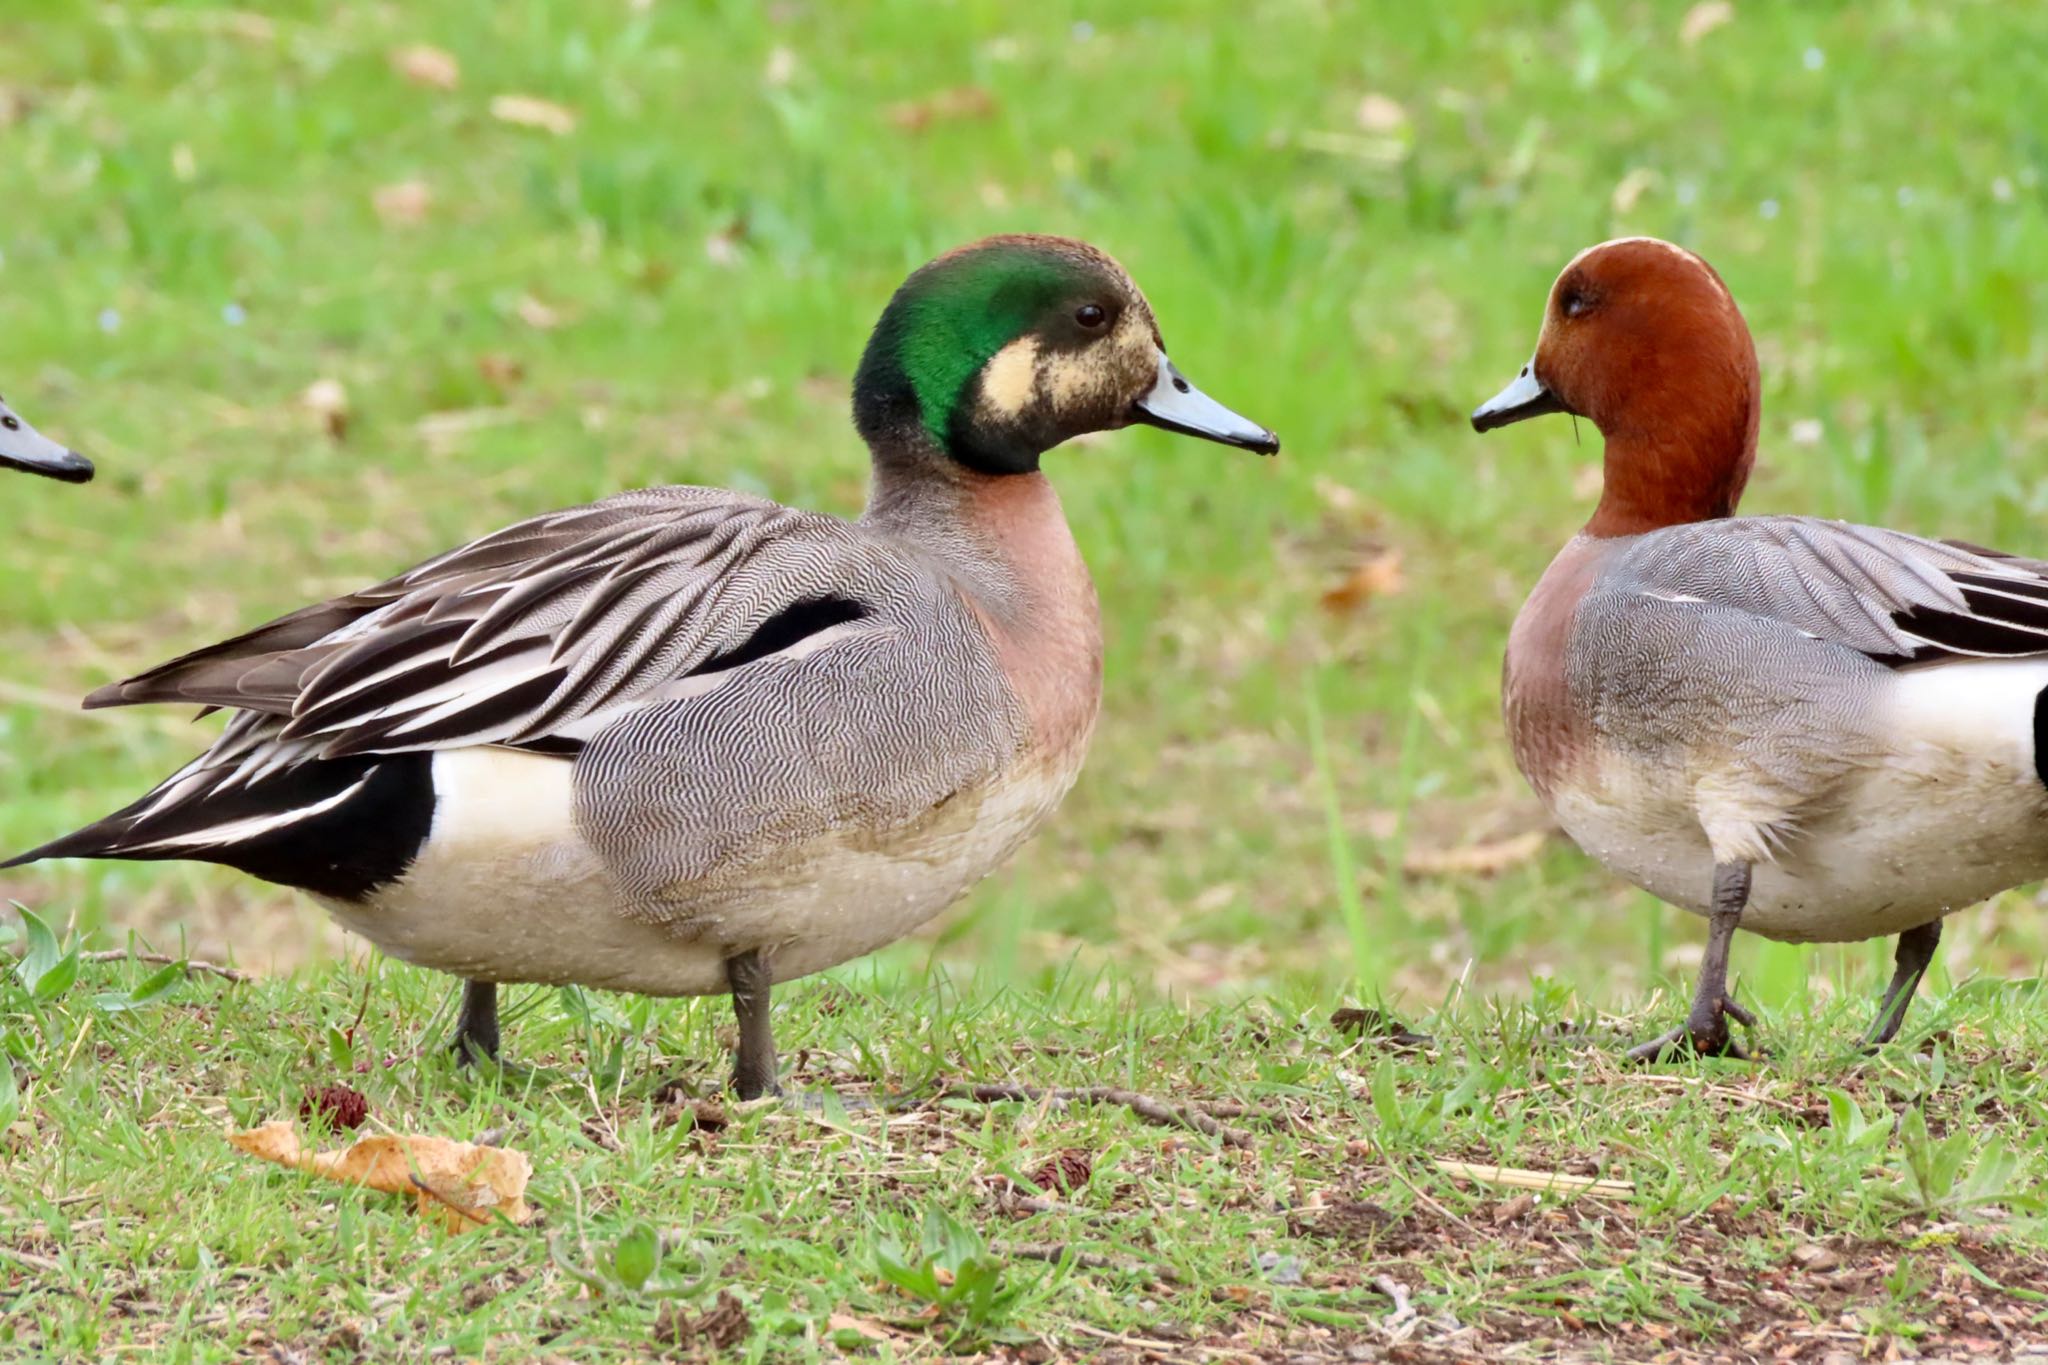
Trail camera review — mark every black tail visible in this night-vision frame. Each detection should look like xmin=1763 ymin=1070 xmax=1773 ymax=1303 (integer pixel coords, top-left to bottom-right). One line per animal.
xmin=5 ymin=753 xmax=437 ymax=903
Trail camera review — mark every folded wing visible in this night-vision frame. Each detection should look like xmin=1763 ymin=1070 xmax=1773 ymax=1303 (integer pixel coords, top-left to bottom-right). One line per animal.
xmin=1613 ymin=515 xmax=2048 ymax=666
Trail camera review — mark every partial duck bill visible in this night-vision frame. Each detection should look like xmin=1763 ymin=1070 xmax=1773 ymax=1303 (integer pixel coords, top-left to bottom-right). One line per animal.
xmin=1131 ymin=353 xmax=1280 ymax=455
xmin=1471 ymin=359 xmax=1569 ymax=432
xmin=0 ymin=405 xmax=93 ymax=482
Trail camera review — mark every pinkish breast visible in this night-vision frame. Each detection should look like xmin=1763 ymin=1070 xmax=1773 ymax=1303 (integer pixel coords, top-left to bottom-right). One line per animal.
xmin=1504 ymin=535 xmax=1610 ymax=802
xmin=961 ymin=473 xmax=1104 ymax=767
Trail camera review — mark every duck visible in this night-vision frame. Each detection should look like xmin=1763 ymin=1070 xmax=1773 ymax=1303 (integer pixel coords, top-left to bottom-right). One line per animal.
xmin=0 ymin=392 xmax=92 ymax=482
xmin=7 ymin=234 xmax=1278 ymax=1095
xmin=1471 ymin=235 xmax=2048 ymax=1059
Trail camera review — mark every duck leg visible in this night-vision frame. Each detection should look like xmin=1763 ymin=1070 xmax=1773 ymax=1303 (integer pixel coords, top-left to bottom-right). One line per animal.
xmin=1629 ymin=861 xmax=1757 ymax=1062
xmin=1861 ymin=919 xmax=1942 ymax=1049
xmin=450 ymin=980 xmax=500 ymax=1065
xmin=726 ymin=949 xmax=781 ymax=1100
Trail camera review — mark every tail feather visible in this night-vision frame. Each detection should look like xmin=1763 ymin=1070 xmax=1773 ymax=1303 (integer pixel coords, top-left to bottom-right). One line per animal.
xmin=6 ymin=753 xmax=438 ymax=903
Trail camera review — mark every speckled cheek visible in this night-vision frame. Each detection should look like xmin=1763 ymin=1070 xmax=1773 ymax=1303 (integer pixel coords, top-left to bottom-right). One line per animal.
xmin=1045 ymin=314 xmax=1152 ymax=420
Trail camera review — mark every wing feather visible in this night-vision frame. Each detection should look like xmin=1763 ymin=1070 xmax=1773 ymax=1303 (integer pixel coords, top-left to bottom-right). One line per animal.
xmin=1618 ymin=515 xmax=2048 ymax=666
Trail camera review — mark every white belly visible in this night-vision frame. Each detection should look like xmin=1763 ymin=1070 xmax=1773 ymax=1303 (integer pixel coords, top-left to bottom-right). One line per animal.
xmin=1552 ymin=658 xmax=2048 ymax=943
xmin=323 ymin=747 xmax=1074 ymax=995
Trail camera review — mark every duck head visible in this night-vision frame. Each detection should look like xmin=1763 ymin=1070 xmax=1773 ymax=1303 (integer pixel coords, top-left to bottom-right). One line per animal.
xmin=854 ymin=234 xmax=1278 ymax=476
xmin=0 ymin=393 xmax=92 ymax=483
xmin=1471 ymin=237 xmax=1759 ymax=536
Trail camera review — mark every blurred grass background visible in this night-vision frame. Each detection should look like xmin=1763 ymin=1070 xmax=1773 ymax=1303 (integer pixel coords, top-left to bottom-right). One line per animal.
xmin=4 ymin=0 xmax=2048 ymax=1024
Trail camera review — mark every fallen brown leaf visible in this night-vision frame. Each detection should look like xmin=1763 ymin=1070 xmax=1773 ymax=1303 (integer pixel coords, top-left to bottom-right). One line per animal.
xmin=227 ymin=1120 xmax=532 ymax=1232
xmin=1679 ymin=1 xmax=1734 ymax=46
xmin=1319 ymin=548 xmax=1405 ymax=612
xmin=516 ymin=294 xmax=564 ymax=330
xmin=656 ymin=1291 xmax=751 ymax=1350
xmin=302 ymin=378 xmax=349 ymax=440
xmin=371 ymin=180 xmax=432 ymax=227
xmin=826 ymin=1312 xmax=891 ymax=1342
xmin=390 ymin=44 xmax=460 ymax=91
xmin=887 ymin=85 xmax=997 ymax=132
xmin=1356 ymin=93 xmax=1409 ymax=133
xmin=299 ymin=1083 xmax=369 ymax=1131
xmin=476 ymin=353 xmax=524 ymax=391
xmin=491 ymin=94 xmax=577 ymax=136
xmin=1401 ymin=831 xmax=1545 ymax=879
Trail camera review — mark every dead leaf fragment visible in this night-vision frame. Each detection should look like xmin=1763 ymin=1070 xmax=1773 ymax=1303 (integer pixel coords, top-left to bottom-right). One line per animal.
xmin=1401 ymin=830 xmax=1545 ymax=878
xmin=827 ymin=1313 xmax=891 ymax=1342
xmin=371 ymin=180 xmax=432 ymax=226
xmin=302 ymin=378 xmax=349 ymax=440
xmin=390 ymin=44 xmax=460 ymax=90
xmin=227 ymin=1120 xmax=532 ymax=1232
xmin=516 ymin=294 xmax=563 ymax=330
xmin=1610 ymin=166 xmax=1657 ymax=215
xmin=491 ymin=94 xmax=577 ymax=136
xmin=887 ymin=85 xmax=997 ymax=132
xmin=656 ymin=1291 xmax=750 ymax=1350
xmin=1792 ymin=1242 xmax=1842 ymax=1271
xmin=1679 ymin=1 xmax=1734 ymax=46
xmin=299 ymin=1083 xmax=369 ymax=1131
xmin=476 ymin=353 xmax=525 ymax=391
xmin=1356 ymin=93 xmax=1409 ymax=133
xmin=1319 ymin=548 xmax=1405 ymax=612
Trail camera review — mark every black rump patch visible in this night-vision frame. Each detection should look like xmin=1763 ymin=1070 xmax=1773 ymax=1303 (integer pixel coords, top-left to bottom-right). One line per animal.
xmin=2035 ymin=687 xmax=2048 ymax=793
xmin=693 ymin=596 xmax=870 ymax=676
xmin=8 ymin=754 xmax=437 ymax=904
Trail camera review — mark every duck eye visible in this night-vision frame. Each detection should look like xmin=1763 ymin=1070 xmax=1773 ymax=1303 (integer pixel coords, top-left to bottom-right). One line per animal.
xmin=1074 ymin=303 xmax=1108 ymax=330
xmin=1562 ymin=290 xmax=1592 ymax=319
xmin=1 ymin=415 xmax=17 ymax=431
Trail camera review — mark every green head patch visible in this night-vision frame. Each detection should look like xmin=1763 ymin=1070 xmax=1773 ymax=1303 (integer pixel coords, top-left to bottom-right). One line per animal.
xmin=854 ymin=236 xmax=1153 ymax=473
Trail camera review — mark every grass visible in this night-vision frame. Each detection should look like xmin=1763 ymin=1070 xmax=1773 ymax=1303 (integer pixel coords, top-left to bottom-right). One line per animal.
xmin=4 ymin=0 xmax=2048 ymax=1357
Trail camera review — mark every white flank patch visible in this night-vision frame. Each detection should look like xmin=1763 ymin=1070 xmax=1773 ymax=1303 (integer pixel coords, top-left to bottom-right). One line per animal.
xmin=1887 ymin=655 xmax=2048 ymax=761
xmin=428 ymin=747 xmax=578 ymax=853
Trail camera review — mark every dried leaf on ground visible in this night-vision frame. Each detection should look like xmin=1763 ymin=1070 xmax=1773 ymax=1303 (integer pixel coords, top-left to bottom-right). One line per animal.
xmin=826 ymin=1313 xmax=892 ymax=1342
xmin=301 ymin=378 xmax=349 ymax=440
xmin=1356 ymin=93 xmax=1409 ymax=132
xmin=390 ymin=44 xmax=460 ymax=90
xmin=516 ymin=294 xmax=564 ymax=330
xmin=1679 ymin=1 xmax=1734 ymax=46
xmin=491 ymin=94 xmax=577 ymax=135
xmin=227 ymin=1120 xmax=532 ymax=1232
xmin=655 ymin=1291 xmax=751 ymax=1350
xmin=1401 ymin=830 xmax=1545 ymax=879
xmin=299 ymin=1083 xmax=369 ymax=1131
xmin=1320 ymin=548 xmax=1405 ymax=612
xmin=887 ymin=85 xmax=997 ymax=132
xmin=371 ymin=180 xmax=432 ymax=227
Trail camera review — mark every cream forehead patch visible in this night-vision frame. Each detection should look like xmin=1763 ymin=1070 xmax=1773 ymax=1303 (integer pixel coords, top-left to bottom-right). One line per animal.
xmin=979 ymin=335 xmax=1040 ymax=420
xmin=1563 ymin=236 xmax=1730 ymax=302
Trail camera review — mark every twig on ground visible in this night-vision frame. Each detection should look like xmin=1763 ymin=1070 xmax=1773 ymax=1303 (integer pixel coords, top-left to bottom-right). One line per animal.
xmin=0 ymin=1244 xmax=63 ymax=1274
xmin=1374 ymin=1274 xmax=1418 ymax=1336
xmin=1432 ymin=1159 xmax=1636 ymax=1199
xmin=944 ymin=1084 xmax=1257 ymax=1149
xmin=76 ymin=950 xmax=248 ymax=983
xmin=1009 ymin=1241 xmax=1185 ymax=1285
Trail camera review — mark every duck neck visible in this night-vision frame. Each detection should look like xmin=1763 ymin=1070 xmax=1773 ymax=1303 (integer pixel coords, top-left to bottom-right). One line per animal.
xmin=1584 ymin=357 xmax=1760 ymax=538
xmin=860 ymin=435 xmax=1085 ymax=619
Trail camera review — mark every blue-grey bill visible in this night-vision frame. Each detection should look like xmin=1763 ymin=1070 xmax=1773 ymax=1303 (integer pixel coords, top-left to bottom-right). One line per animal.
xmin=1132 ymin=353 xmax=1280 ymax=455
xmin=1471 ymin=359 xmax=1568 ymax=432
xmin=0 ymin=403 xmax=92 ymax=483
